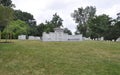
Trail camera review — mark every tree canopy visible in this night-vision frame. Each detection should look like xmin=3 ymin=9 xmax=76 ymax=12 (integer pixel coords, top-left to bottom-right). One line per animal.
xmin=0 ymin=0 xmax=14 ymax=7
xmin=51 ymin=13 xmax=63 ymax=28
xmin=64 ymin=28 xmax=72 ymax=35
xmin=71 ymin=6 xmax=96 ymax=37
xmin=2 ymin=20 xmax=29 ymax=39
xmin=14 ymin=10 xmax=35 ymax=23
xmin=88 ymin=14 xmax=111 ymax=39
xmin=72 ymin=6 xmax=120 ymax=41
xmin=0 ymin=2 xmax=120 ymax=41
xmin=0 ymin=5 xmax=14 ymax=31
xmin=42 ymin=13 xmax=63 ymax=33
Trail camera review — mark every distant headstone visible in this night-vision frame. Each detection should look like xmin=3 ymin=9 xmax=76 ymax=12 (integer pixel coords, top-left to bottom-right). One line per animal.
xmin=117 ymin=37 xmax=120 ymax=42
xmin=101 ymin=37 xmax=104 ymax=41
xmin=18 ymin=35 xmax=26 ymax=40
xmin=35 ymin=37 xmax=41 ymax=40
xmin=83 ymin=37 xmax=91 ymax=40
xmin=112 ymin=39 xmax=114 ymax=41
xmin=28 ymin=36 xmax=41 ymax=40
xmin=28 ymin=36 xmax=34 ymax=40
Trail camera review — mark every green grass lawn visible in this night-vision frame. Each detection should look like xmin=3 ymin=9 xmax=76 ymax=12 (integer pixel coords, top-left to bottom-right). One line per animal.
xmin=0 ymin=40 xmax=120 ymax=75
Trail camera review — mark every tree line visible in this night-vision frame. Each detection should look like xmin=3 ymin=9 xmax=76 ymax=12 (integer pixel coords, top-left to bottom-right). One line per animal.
xmin=0 ymin=0 xmax=72 ymax=40
xmin=0 ymin=0 xmax=120 ymax=41
xmin=72 ymin=6 xmax=120 ymax=41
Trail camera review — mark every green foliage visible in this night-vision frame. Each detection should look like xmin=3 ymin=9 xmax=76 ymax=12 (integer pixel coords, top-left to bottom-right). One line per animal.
xmin=0 ymin=0 xmax=14 ymax=7
xmin=64 ymin=28 xmax=72 ymax=35
xmin=87 ymin=14 xmax=120 ymax=41
xmin=14 ymin=10 xmax=37 ymax=36
xmin=28 ymin=25 xmax=38 ymax=36
xmin=104 ymin=21 xmax=120 ymax=41
xmin=72 ymin=7 xmax=120 ymax=41
xmin=117 ymin=13 xmax=120 ymax=21
xmin=0 ymin=5 xmax=14 ymax=41
xmin=2 ymin=20 xmax=29 ymax=39
xmin=88 ymin=14 xmax=111 ymax=39
xmin=51 ymin=13 xmax=63 ymax=28
xmin=0 ymin=40 xmax=120 ymax=75
xmin=71 ymin=6 xmax=96 ymax=37
xmin=36 ymin=23 xmax=46 ymax=36
xmin=44 ymin=21 xmax=55 ymax=33
xmin=40 ymin=13 xmax=63 ymax=33
xmin=0 ymin=5 xmax=14 ymax=31
xmin=14 ymin=10 xmax=35 ymax=23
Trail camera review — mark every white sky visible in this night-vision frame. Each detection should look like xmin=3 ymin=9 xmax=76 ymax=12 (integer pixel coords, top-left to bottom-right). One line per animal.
xmin=12 ymin=0 xmax=120 ymax=33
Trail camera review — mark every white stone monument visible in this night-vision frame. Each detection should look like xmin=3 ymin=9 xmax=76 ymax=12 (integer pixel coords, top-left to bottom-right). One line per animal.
xmin=18 ymin=35 xmax=26 ymax=40
xmin=28 ymin=36 xmax=41 ymax=40
xmin=42 ymin=28 xmax=83 ymax=41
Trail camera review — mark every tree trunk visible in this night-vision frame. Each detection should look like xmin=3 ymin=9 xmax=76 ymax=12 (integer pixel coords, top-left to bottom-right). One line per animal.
xmin=5 ymin=25 xmax=8 ymax=42
xmin=0 ymin=30 xmax=1 ymax=42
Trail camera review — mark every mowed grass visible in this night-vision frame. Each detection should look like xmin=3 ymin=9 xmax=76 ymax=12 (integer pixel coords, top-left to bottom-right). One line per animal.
xmin=0 ymin=40 xmax=120 ymax=75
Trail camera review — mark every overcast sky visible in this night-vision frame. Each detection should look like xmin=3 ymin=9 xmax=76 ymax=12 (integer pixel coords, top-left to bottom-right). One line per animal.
xmin=12 ymin=0 xmax=120 ymax=33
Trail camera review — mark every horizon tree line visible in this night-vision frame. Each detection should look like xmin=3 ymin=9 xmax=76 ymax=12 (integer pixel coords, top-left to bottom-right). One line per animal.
xmin=0 ymin=0 xmax=120 ymax=41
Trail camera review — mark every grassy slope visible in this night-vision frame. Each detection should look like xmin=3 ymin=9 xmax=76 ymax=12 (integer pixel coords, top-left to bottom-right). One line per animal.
xmin=0 ymin=40 xmax=120 ymax=75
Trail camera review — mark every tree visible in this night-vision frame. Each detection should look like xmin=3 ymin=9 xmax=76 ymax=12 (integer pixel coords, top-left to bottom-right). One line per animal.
xmin=0 ymin=0 xmax=14 ymax=7
xmin=64 ymin=28 xmax=72 ymax=35
xmin=36 ymin=23 xmax=46 ymax=37
xmin=71 ymin=6 xmax=96 ymax=37
xmin=14 ymin=10 xmax=37 ymax=36
xmin=51 ymin=13 xmax=63 ymax=28
xmin=42 ymin=13 xmax=63 ymax=33
xmin=88 ymin=14 xmax=111 ymax=38
xmin=27 ymin=25 xmax=38 ymax=36
xmin=14 ymin=10 xmax=35 ymax=23
xmin=105 ymin=20 xmax=120 ymax=41
xmin=0 ymin=5 xmax=14 ymax=31
xmin=88 ymin=14 xmax=111 ymax=40
xmin=117 ymin=12 xmax=120 ymax=21
xmin=0 ymin=5 xmax=14 ymax=41
xmin=114 ymin=21 xmax=120 ymax=40
xmin=2 ymin=20 xmax=29 ymax=39
xmin=41 ymin=21 xmax=53 ymax=33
